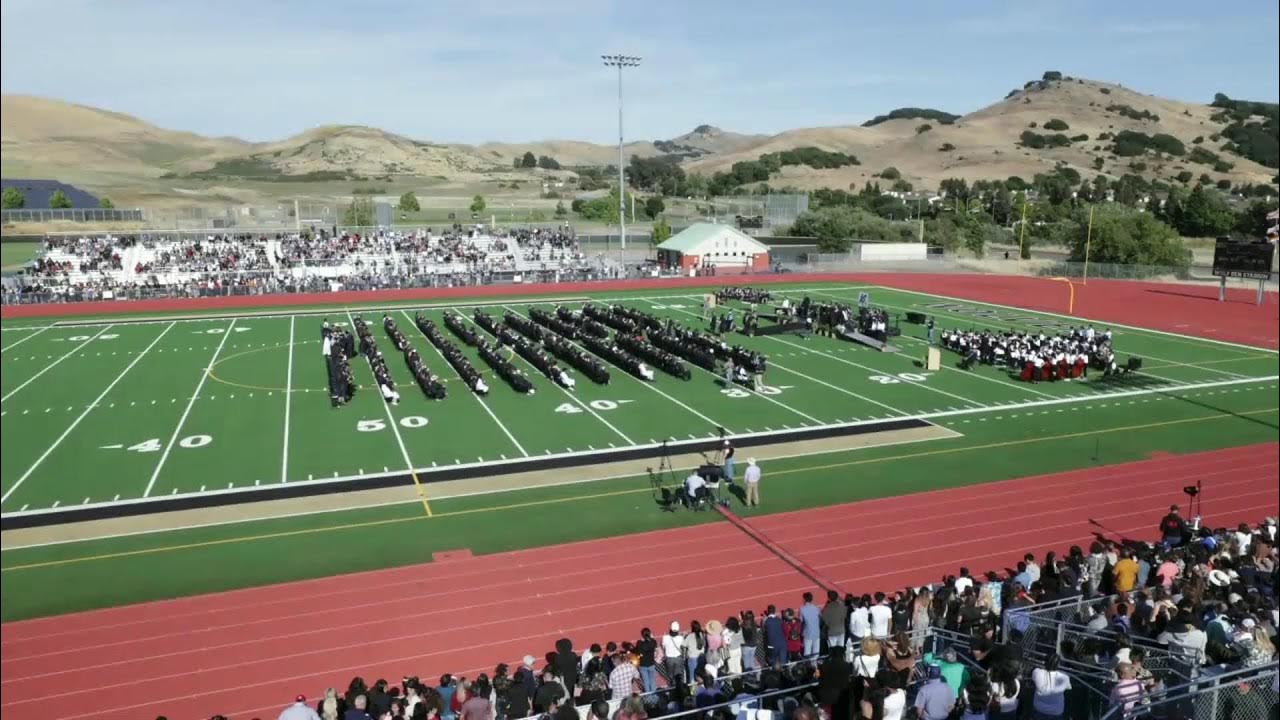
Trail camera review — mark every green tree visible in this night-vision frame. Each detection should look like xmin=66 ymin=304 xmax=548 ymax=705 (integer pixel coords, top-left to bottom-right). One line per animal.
xmin=643 ymin=196 xmax=665 ymax=219
xmin=891 ymin=178 xmax=914 ymax=193
xmin=1175 ymin=170 xmax=1193 ymax=184
xmin=342 ymin=197 xmax=375 ymax=226
xmin=651 ymin=217 xmax=673 ymax=245
xmin=98 ymin=197 xmax=115 ymax=209
xmin=1043 ymin=118 xmax=1070 ymax=131
xmin=521 ymin=151 xmax=537 ymax=168
xmin=1067 ymin=205 xmax=1190 ymax=270
xmin=2 ymin=187 xmax=26 ymax=209
xmin=49 ymin=190 xmax=72 ymax=209
xmin=554 ymin=200 xmax=568 ymax=219
xmin=1093 ymin=157 xmax=1105 ymax=171
xmin=879 ymin=167 xmax=901 ymax=180
xmin=397 ymin=191 xmax=420 ymax=212
xmin=1175 ymin=186 xmax=1234 ymax=236
xmin=537 ymin=155 xmax=561 ymax=170
xmin=1234 ymin=200 xmax=1276 ymax=237
xmin=470 ymin=194 xmax=487 ymax=214
xmin=682 ymin=173 xmax=709 ymax=198
xmin=513 ymin=157 xmax=523 ymax=169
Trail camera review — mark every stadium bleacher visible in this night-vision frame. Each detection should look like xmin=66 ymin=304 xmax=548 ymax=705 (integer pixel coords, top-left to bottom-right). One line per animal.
xmin=264 ymin=516 xmax=1276 ymax=720
xmin=2 ymin=225 xmax=616 ymax=304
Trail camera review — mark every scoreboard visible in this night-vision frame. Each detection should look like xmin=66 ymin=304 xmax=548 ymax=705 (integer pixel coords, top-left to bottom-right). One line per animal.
xmin=1212 ymin=238 xmax=1275 ymax=280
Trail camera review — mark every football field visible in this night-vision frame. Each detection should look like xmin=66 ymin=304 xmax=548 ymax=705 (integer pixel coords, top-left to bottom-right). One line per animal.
xmin=2 ymin=283 xmax=1277 ymax=519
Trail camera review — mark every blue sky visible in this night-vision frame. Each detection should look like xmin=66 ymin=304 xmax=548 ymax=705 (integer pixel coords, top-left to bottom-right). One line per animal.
xmin=2 ymin=0 xmax=1277 ymax=144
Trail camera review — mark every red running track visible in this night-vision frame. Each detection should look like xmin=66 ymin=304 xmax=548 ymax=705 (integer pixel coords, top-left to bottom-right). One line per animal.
xmin=1 ymin=442 xmax=1276 ymax=720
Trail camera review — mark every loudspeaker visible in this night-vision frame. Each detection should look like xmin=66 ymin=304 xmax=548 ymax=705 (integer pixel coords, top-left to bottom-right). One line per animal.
xmin=698 ymin=464 xmax=724 ymax=481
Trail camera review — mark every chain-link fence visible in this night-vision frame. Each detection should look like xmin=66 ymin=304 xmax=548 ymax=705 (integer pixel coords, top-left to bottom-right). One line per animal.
xmin=1101 ymin=664 xmax=1278 ymax=720
xmin=1 ymin=208 xmax=145 ymax=223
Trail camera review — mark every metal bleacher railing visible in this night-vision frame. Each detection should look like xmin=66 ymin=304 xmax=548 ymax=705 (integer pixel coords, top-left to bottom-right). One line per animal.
xmin=1100 ymin=663 xmax=1279 ymax=720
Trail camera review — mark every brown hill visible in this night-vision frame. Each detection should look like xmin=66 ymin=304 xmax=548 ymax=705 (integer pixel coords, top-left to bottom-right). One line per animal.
xmin=2 ymin=78 xmax=1273 ymax=209
xmin=0 ymin=95 xmax=248 ymax=180
xmin=684 ymin=77 xmax=1275 ymax=190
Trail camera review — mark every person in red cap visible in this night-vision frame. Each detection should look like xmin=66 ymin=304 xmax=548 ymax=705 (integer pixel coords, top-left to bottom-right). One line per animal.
xmin=277 ymin=693 xmax=320 ymax=720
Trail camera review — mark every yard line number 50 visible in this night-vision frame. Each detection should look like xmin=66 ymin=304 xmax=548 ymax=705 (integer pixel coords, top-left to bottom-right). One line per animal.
xmin=357 ymin=416 xmax=429 ymax=432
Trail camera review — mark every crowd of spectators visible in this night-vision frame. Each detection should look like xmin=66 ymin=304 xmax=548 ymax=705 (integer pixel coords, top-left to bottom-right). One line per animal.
xmin=2 ymin=226 xmax=618 ymax=305
xmin=217 ymin=512 xmax=1280 ymax=720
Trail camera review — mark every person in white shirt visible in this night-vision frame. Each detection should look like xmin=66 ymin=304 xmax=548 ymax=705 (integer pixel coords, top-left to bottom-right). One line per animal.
xmin=1032 ymin=654 xmax=1072 ymax=718
xmin=684 ymin=472 xmax=706 ymax=507
xmin=662 ymin=622 xmax=686 ymax=683
xmin=954 ymin=568 xmax=974 ymax=595
xmin=848 ymin=596 xmax=872 ymax=643
xmin=278 ymin=694 xmax=321 ymax=720
xmin=743 ymin=458 xmax=762 ymax=506
xmin=868 ymin=593 xmax=893 ymax=639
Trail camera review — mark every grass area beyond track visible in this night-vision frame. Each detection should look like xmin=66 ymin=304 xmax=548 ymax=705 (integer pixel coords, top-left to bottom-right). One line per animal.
xmin=1 ymin=281 xmax=1277 ymax=620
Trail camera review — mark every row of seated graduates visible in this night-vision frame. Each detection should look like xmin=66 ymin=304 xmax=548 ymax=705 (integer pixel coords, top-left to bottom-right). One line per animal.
xmin=471 ymin=310 xmax=541 ymax=393
xmin=414 ymin=312 xmax=489 ymax=394
xmin=611 ymin=305 xmax=725 ymax=372
xmin=548 ymin=305 xmax=652 ymax=381
xmin=382 ymin=315 xmax=446 ymax=399
xmin=648 ymin=308 xmax=768 ymax=385
xmin=554 ymin=305 xmax=610 ymax=340
xmin=580 ymin=303 xmax=689 ymax=379
xmin=715 ymin=286 xmax=772 ymax=305
xmin=352 ymin=316 xmax=400 ymax=403
xmin=321 ymin=322 xmax=357 ymax=407
xmin=452 ymin=310 xmax=535 ymax=394
xmin=495 ymin=323 xmax=576 ymax=389
xmin=529 ymin=307 xmax=580 ymax=341
xmin=508 ymin=310 xmax=611 ymax=385
xmin=940 ymin=327 xmax=1103 ymax=382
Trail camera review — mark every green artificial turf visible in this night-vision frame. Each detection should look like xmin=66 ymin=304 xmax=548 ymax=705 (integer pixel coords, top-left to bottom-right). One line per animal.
xmin=1 ymin=282 xmax=1276 ymax=621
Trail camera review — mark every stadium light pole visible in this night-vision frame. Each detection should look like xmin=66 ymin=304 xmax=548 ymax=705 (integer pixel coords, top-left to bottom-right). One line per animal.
xmin=602 ymin=54 xmax=641 ymax=253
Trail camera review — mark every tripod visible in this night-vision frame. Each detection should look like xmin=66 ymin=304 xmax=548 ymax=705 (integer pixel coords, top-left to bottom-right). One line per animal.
xmin=649 ymin=439 xmax=678 ymax=512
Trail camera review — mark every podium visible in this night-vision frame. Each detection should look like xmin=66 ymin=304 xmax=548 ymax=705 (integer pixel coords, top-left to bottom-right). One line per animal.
xmin=924 ymin=347 xmax=941 ymax=371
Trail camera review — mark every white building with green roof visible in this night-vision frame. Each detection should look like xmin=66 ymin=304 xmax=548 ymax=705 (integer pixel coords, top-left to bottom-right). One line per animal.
xmin=655 ymin=222 xmax=770 ymax=274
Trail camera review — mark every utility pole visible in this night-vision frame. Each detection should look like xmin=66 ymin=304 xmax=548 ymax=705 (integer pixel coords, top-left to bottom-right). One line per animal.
xmin=602 ymin=54 xmax=641 ymax=253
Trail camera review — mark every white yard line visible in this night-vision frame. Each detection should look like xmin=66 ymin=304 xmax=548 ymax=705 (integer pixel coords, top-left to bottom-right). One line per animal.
xmin=872 ymin=285 xmax=1279 ymax=356
xmin=0 ymin=326 xmax=113 ymax=404
xmin=0 ymin=325 xmax=50 ymax=352
xmin=400 ymin=310 xmax=528 ymax=457
xmin=502 ymin=304 xmax=728 ymax=432
xmin=639 ymin=300 xmax=825 ymax=425
xmin=142 ymin=320 xmax=236 ymax=497
xmin=450 ymin=306 xmax=634 ymax=445
xmin=767 ymin=359 xmax=911 ymax=416
xmin=280 ymin=316 xmax=296 ymax=483
xmin=799 ymin=289 xmax=1199 ymax=388
xmin=4 ymin=373 xmax=1274 ymax=521
xmin=343 ymin=311 xmax=421 ymax=493
xmin=770 ymin=334 xmax=987 ymax=407
xmin=2 ymin=323 xmax=175 ymax=505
